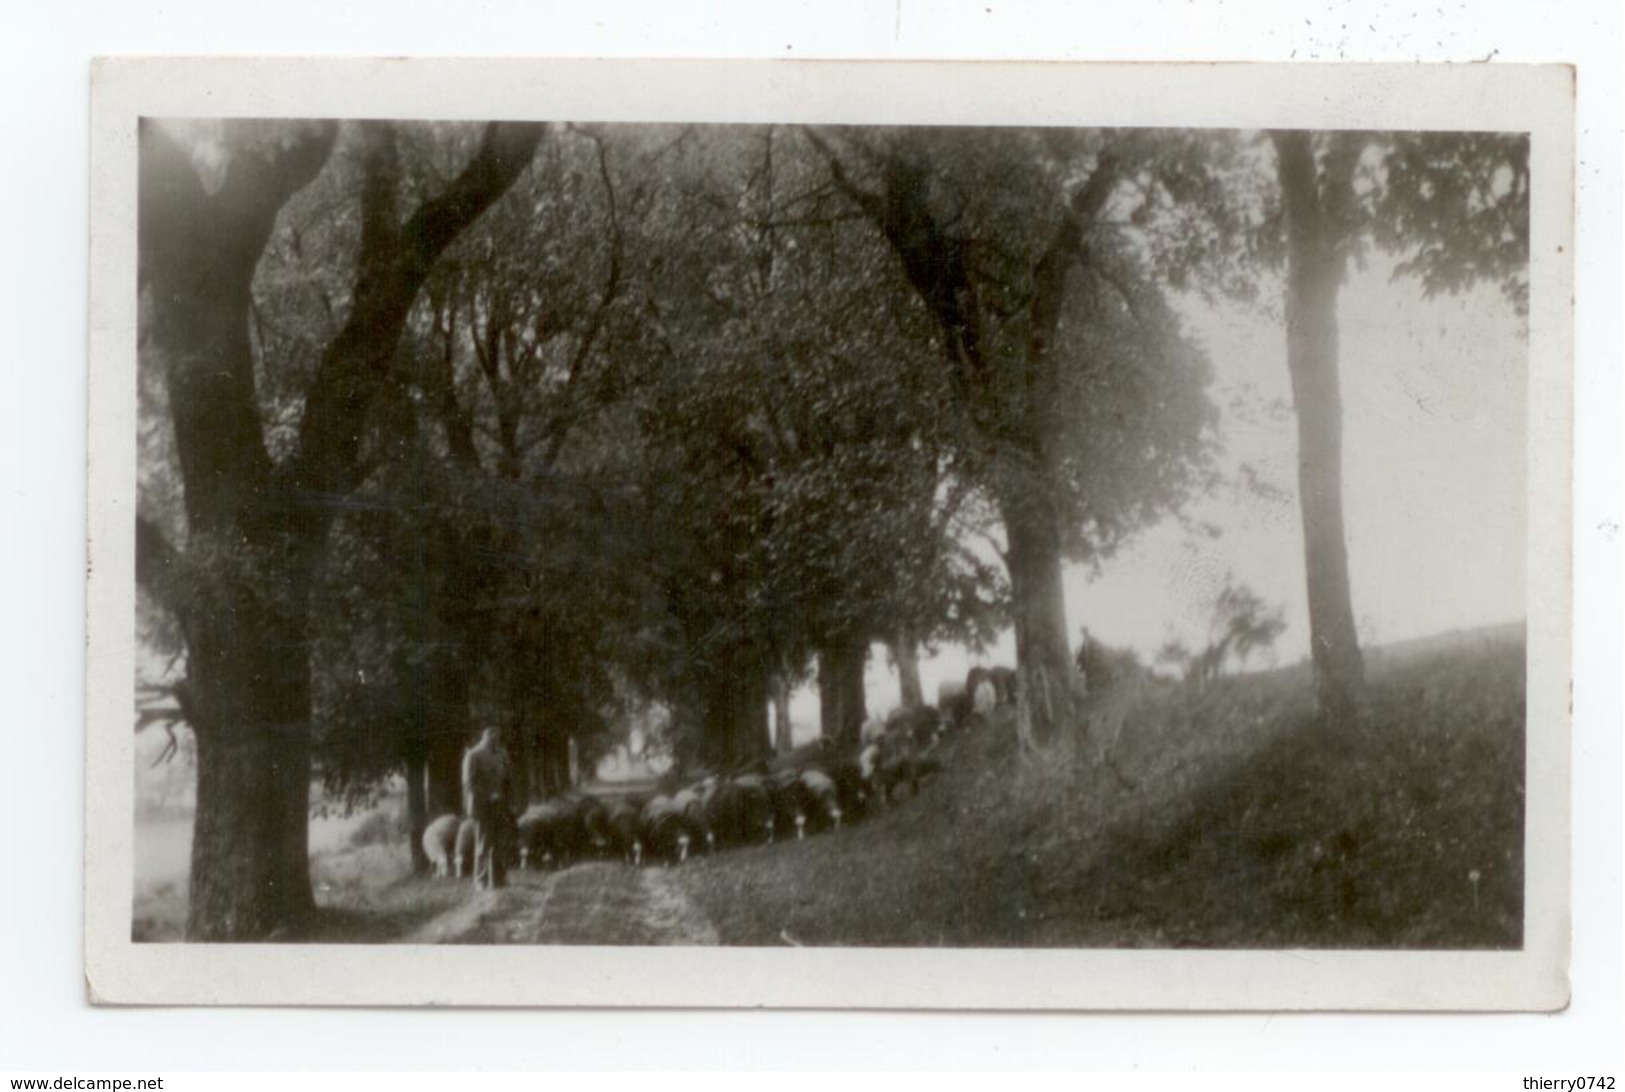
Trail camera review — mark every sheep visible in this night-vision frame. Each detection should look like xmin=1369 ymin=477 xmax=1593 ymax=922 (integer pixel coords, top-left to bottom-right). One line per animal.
xmin=641 ymin=795 xmax=694 ymax=865
xmin=604 ymin=798 xmax=646 ymax=866
xmin=421 ymin=813 xmax=461 ymax=878
xmin=570 ymin=794 xmax=613 ymax=858
xmin=671 ymin=785 xmax=717 ymax=854
xmin=973 ymin=677 xmax=997 ymax=719
xmin=516 ymin=799 xmax=578 ymax=871
xmin=797 ymin=768 xmax=844 ymax=832
xmin=730 ymin=774 xmax=778 ymax=844
xmin=767 ymin=768 xmax=809 ymax=841
xmin=886 ymin=704 xmax=943 ymax=749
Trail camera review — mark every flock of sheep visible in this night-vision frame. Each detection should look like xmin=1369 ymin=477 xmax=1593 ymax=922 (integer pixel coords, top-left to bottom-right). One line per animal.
xmin=421 ymin=666 xmax=1014 ymax=880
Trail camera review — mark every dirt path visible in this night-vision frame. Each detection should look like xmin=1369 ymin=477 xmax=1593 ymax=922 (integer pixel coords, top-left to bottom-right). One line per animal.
xmin=403 ymin=861 xmax=718 ymax=946
xmin=633 ymin=864 xmax=721 ymax=945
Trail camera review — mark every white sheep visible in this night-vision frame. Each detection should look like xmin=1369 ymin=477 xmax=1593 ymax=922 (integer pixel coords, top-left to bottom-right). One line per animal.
xmin=421 ymin=814 xmax=461 ymax=878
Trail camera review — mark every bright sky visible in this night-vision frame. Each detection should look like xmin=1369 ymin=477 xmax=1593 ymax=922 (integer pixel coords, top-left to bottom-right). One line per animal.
xmin=790 ymin=258 xmax=1528 ymax=740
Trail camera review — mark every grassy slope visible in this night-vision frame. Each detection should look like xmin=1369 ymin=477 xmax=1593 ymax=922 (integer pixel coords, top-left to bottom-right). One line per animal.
xmin=133 ymin=841 xmax=476 ymax=943
xmin=678 ymin=627 xmax=1526 ymax=949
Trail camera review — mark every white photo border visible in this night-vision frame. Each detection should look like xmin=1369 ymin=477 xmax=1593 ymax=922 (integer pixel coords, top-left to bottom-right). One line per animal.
xmin=86 ymin=57 xmax=1574 ymax=1010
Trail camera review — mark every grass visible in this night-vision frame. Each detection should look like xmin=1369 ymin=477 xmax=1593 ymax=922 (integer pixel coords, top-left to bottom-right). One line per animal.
xmin=678 ymin=627 xmax=1525 ymax=948
xmin=133 ymin=841 xmax=468 ymax=943
xmin=133 ymin=626 xmax=1526 ymax=948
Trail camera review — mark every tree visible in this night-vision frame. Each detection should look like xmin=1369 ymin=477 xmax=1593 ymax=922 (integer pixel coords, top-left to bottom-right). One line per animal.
xmin=1212 ymin=582 xmax=1288 ymax=673
xmin=889 ymin=634 xmax=925 ymax=710
xmin=1270 ymin=131 xmax=1367 ymax=723
xmin=251 ymin=122 xmax=644 ymax=869
xmin=1266 ymin=130 xmax=1528 ymax=723
xmin=1161 ymin=581 xmax=1287 ymax=691
xmin=808 ymin=127 xmax=1230 ymax=746
xmin=605 ymin=126 xmax=1001 ymax=764
xmin=137 ymin=119 xmax=543 ymax=939
xmin=408 ymin=123 xmax=637 ymax=804
xmin=1154 ymin=638 xmax=1193 ymax=680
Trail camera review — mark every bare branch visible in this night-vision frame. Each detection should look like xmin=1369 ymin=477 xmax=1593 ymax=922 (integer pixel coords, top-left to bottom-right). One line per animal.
xmin=540 ymin=125 xmax=626 ymax=469
xmin=1022 ymin=151 xmax=1128 ymax=371
xmin=282 ymin=121 xmax=544 ymax=533
xmin=800 ymin=127 xmax=885 ymax=224
xmin=398 ymin=123 xmax=549 ymax=284
xmin=425 ymin=285 xmax=481 ymax=468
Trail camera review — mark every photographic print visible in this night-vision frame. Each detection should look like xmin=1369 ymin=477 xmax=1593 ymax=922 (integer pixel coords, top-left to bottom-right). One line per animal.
xmin=87 ymin=59 xmax=1573 ymax=1008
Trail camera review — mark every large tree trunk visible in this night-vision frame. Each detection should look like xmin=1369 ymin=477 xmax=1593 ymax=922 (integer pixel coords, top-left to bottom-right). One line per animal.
xmin=426 ymin=732 xmax=463 ymax=818
xmin=818 ymin=138 xmax=1115 ymax=751
xmin=183 ymin=592 xmax=316 ymax=940
xmin=890 ymin=631 xmax=924 ymax=709
xmin=1002 ymin=496 xmax=1082 ymax=747
xmin=139 ymin=124 xmax=337 ymax=941
xmin=188 ymin=727 xmax=312 ymax=940
xmin=539 ymin=724 xmax=559 ymax=793
xmin=771 ymin=676 xmax=794 ymax=754
xmin=138 ymin=120 xmax=543 ymax=941
xmin=703 ymin=679 xmax=734 ymax=772
xmin=702 ymin=662 xmax=770 ymax=770
xmin=424 ymin=651 xmax=470 ymax=817
xmin=507 ymin=714 xmax=533 ymax=805
xmin=396 ymin=593 xmax=432 ymax=873
xmin=570 ymin=737 xmax=588 ymax=786
xmin=540 ymin=723 xmax=572 ymax=796
xmin=533 ymin=716 xmax=554 ymax=797
xmin=818 ymin=638 xmax=867 ymax=747
xmin=403 ymin=749 xmax=429 ymax=874
xmin=1273 ymin=131 xmax=1365 ymax=724
xmin=743 ymin=688 xmax=771 ymax=764
xmin=702 ymin=677 xmax=733 ymax=771
xmin=533 ymin=647 xmax=572 ymax=797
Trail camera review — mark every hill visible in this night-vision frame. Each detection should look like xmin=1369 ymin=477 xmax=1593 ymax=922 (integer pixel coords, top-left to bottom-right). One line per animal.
xmin=131 ymin=624 xmax=1527 ymax=947
xmin=676 ymin=625 xmax=1525 ymax=948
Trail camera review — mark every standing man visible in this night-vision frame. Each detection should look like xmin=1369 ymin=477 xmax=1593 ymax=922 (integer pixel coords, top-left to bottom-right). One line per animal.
xmin=462 ymin=725 xmax=514 ymax=891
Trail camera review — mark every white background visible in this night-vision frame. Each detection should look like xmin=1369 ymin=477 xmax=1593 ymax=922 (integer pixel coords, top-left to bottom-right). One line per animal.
xmin=2 ymin=0 xmax=1619 ymax=1072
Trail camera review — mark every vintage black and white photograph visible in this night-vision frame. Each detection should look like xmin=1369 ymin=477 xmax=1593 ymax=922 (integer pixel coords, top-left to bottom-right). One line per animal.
xmin=87 ymin=60 xmax=1573 ymax=1008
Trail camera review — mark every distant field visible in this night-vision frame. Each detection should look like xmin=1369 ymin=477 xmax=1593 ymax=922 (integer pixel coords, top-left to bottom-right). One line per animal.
xmin=133 ymin=624 xmax=1525 ymax=947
